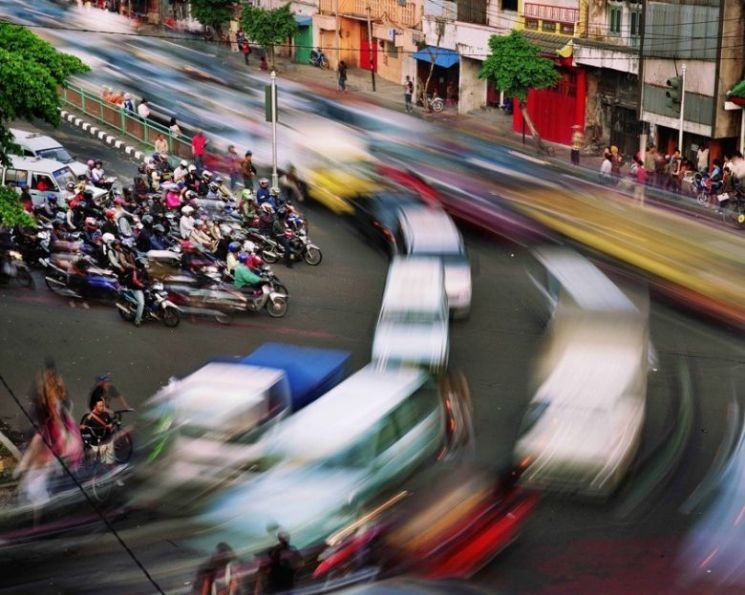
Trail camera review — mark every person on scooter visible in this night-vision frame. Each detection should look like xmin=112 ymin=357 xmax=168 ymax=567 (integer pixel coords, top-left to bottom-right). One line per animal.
xmin=239 ymin=188 xmax=258 ymax=224
xmin=256 ymin=178 xmax=272 ymax=205
xmin=150 ymin=224 xmax=170 ymax=251
xmin=179 ymin=205 xmax=196 ymax=240
xmin=91 ymin=161 xmax=106 ymax=187
xmin=258 ymin=202 xmax=275 ymax=236
xmin=122 ymin=259 xmax=147 ymax=327
xmin=233 ymin=252 xmax=262 ymax=292
xmin=272 ymin=207 xmax=294 ymax=268
xmin=226 ymin=241 xmax=241 ymax=275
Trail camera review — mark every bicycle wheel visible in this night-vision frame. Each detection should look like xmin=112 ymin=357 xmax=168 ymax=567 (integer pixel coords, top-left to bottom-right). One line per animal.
xmin=113 ymin=432 xmax=133 ymax=464
xmin=89 ymin=461 xmax=114 ymax=503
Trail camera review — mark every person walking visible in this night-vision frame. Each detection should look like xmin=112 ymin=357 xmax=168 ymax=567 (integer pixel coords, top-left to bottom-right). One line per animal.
xmin=226 ymin=145 xmax=241 ymax=192
xmin=338 ymin=60 xmax=347 ymax=93
xmin=697 ymin=142 xmax=709 ymax=173
xmin=191 ymin=130 xmax=207 ymax=175
xmin=240 ymin=151 xmax=257 ymax=189
xmin=669 ymin=148 xmax=682 ymax=194
xmin=570 ymin=125 xmax=584 ymax=166
xmin=137 ymin=99 xmax=151 ymax=120
xmin=240 ymin=39 xmax=251 ymax=65
xmin=644 ymin=145 xmax=657 ymax=187
xmin=403 ymin=75 xmax=413 ymax=113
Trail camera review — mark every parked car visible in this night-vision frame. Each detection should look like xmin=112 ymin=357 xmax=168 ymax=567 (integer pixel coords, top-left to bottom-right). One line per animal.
xmin=396 ymin=206 xmax=472 ymax=318
xmin=193 ymin=365 xmax=473 ymax=555
xmin=514 ymin=248 xmax=650 ymax=497
xmin=10 ymin=128 xmax=88 ymax=178
xmin=372 ymin=257 xmax=449 ymax=373
xmin=138 ymin=345 xmax=350 ymax=508
xmin=0 ymin=156 xmax=107 ymax=207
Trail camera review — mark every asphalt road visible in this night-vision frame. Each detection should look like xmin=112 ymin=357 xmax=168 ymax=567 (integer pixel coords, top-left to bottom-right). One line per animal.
xmin=2 ymin=120 xmax=745 ymax=594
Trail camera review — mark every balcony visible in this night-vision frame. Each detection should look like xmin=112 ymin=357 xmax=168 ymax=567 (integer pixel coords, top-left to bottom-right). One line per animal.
xmin=319 ymin=0 xmax=418 ymax=29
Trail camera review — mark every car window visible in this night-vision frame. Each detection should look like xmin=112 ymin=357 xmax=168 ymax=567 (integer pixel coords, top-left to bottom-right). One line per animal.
xmin=23 ymin=149 xmax=35 ymax=157
xmin=518 ymin=401 xmax=550 ymax=435
xmin=52 ymin=167 xmax=76 ymax=190
xmin=375 ymin=420 xmax=398 ymax=456
xmin=32 ymin=173 xmax=55 ymax=191
xmin=5 ymin=168 xmax=28 ymax=187
xmin=321 ymin=430 xmax=378 ymax=469
xmin=391 ymin=378 xmax=439 ymax=436
xmin=381 ymin=309 xmax=440 ymax=325
xmin=38 ymin=147 xmax=73 ymax=163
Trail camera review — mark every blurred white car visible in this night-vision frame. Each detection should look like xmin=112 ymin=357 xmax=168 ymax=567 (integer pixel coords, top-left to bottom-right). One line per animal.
xmin=396 ymin=206 xmax=472 ymax=318
xmin=514 ymin=248 xmax=649 ymax=497
xmin=10 ymin=128 xmax=88 ymax=179
xmin=372 ymin=257 xmax=449 ymax=373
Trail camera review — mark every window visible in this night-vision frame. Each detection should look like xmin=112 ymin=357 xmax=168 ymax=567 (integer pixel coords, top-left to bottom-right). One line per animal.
xmin=501 ymin=0 xmax=517 ymax=10
xmin=52 ymin=167 xmax=76 ymax=191
xmin=609 ymin=5 xmax=622 ymax=36
xmin=541 ymin=20 xmax=556 ymax=33
xmin=560 ymin=23 xmax=574 ymax=35
xmin=4 ymin=168 xmax=28 ymax=187
xmin=387 ymin=41 xmax=398 ymax=58
xmin=32 ymin=173 xmax=54 ymax=191
xmin=391 ymin=378 xmax=439 ymax=436
xmin=630 ymin=8 xmax=641 ymax=38
xmin=525 ymin=18 xmax=538 ymax=30
xmin=456 ymin=0 xmax=487 ymax=25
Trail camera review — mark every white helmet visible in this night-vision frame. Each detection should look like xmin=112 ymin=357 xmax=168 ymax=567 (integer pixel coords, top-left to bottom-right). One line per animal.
xmin=102 ymin=232 xmax=116 ymax=245
xmin=188 ymin=164 xmax=197 ymax=173
xmin=261 ymin=202 xmax=274 ymax=214
xmin=180 ymin=160 xmax=188 ymax=168
xmin=181 ymin=205 xmax=194 ymax=215
xmin=243 ymin=240 xmax=256 ymax=253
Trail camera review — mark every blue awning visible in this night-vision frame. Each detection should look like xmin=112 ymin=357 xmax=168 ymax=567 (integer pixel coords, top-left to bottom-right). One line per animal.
xmin=294 ymin=14 xmax=312 ymax=27
xmin=412 ymin=46 xmax=460 ymax=69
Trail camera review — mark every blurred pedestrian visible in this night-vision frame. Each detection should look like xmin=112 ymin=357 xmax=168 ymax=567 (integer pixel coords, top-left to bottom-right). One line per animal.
xmin=697 ymin=142 xmax=709 ymax=173
xmin=403 ymin=75 xmax=413 ymax=113
xmin=644 ymin=145 xmax=657 ymax=187
xmin=192 ymin=130 xmax=208 ymax=175
xmin=255 ymin=531 xmax=303 ymax=594
xmin=226 ymin=145 xmax=241 ymax=191
xmin=669 ymin=148 xmax=682 ymax=194
xmin=241 ymin=151 xmax=257 ymax=189
xmin=610 ymin=145 xmax=623 ymax=180
xmin=338 ymin=60 xmax=347 ymax=93
xmin=240 ymin=39 xmax=251 ymax=65
xmin=260 ymin=55 xmax=268 ymax=71
xmin=137 ymin=99 xmax=151 ymax=120
xmin=446 ymin=80 xmax=457 ymax=106
xmin=154 ymin=134 xmax=168 ymax=158
xmin=600 ymin=155 xmax=613 ymax=184
xmin=193 ymin=542 xmax=236 ymax=595
xmin=169 ymin=116 xmax=182 ymax=138
xmin=122 ymin=93 xmax=135 ymax=113
xmin=570 ymin=125 xmax=584 ymax=166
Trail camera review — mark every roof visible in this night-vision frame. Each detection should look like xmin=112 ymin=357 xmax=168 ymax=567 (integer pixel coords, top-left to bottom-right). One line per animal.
xmin=399 ymin=206 xmax=463 ymax=255
xmin=382 ymin=257 xmax=445 ymax=311
xmin=8 ymin=155 xmax=73 ymax=173
xmin=412 ymin=46 xmax=460 ymax=69
xmin=521 ymin=30 xmax=573 ymax=57
xmin=269 ymin=365 xmax=427 ymax=462
xmin=9 ymin=128 xmax=61 ymax=150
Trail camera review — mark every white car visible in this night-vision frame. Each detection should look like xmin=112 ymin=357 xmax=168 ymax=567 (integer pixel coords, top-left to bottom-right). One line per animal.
xmin=396 ymin=206 xmax=472 ymax=318
xmin=372 ymin=257 xmax=449 ymax=373
xmin=514 ymin=248 xmax=649 ymax=497
xmin=10 ymin=128 xmax=88 ymax=179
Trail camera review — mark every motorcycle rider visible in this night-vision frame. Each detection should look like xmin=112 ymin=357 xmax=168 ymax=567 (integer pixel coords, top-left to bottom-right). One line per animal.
xmin=212 ymin=176 xmax=233 ymax=201
xmin=190 ymin=219 xmax=216 ymax=252
xmin=150 ymin=224 xmax=170 ymax=251
xmin=63 ymin=182 xmax=77 ymax=207
xmin=179 ymin=205 xmax=196 ymax=239
xmin=79 ymin=394 xmax=114 ymax=464
xmin=102 ymin=234 xmax=125 ymax=275
xmin=257 ymin=202 xmax=275 ymax=236
xmin=198 ymin=171 xmax=213 ymax=197
xmin=184 ymin=164 xmax=200 ymax=193
xmin=91 ymin=161 xmax=106 ymax=187
xmin=272 ymin=207 xmax=294 ymax=268
xmin=256 ymin=178 xmax=272 ymax=205
xmin=173 ymin=160 xmax=189 ymax=184
xmin=101 ymin=209 xmax=118 ymax=236
xmin=122 ymin=259 xmax=147 ymax=327
xmin=137 ymin=214 xmax=154 ymax=252
xmin=35 ymin=194 xmax=63 ymax=222
xmin=233 ymin=252 xmax=262 ymax=292
xmin=113 ymin=197 xmax=135 ymax=237
xmin=226 ymin=241 xmax=240 ymax=275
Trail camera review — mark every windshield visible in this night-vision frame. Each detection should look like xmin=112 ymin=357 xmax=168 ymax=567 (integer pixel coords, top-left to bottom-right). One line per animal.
xmin=52 ymin=167 xmax=76 ymax=190
xmin=381 ymin=309 xmax=442 ymax=325
xmin=37 ymin=147 xmax=74 ymax=163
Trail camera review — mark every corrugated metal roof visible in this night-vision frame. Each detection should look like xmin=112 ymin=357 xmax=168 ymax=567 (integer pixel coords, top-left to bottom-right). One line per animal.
xmin=521 ymin=31 xmax=571 ymax=57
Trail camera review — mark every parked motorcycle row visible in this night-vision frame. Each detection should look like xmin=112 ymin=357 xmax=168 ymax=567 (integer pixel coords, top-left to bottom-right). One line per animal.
xmin=4 ymin=154 xmax=324 ymax=325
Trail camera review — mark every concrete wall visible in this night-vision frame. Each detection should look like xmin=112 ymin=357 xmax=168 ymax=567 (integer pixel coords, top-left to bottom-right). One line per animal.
xmin=642 ymin=58 xmax=715 ymax=97
xmin=423 ymin=16 xmax=456 ymax=49
xmin=713 ymin=0 xmax=745 ymax=139
xmin=455 ymin=21 xmax=503 ymax=60
xmin=459 ymin=57 xmax=486 ymax=114
xmin=574 ymin=45 xmax=638 ymax=75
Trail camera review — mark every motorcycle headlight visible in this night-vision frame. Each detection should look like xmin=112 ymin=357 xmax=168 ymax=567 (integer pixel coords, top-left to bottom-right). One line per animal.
xmin=152 ymin=282 xmax=164 ymax=292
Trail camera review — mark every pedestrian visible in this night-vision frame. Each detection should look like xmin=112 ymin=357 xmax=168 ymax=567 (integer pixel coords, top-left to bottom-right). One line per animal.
xmin=446 ymin=80 xmax=457 ymax=106
xmin=644 ymin=145 xmax=657 ymax=187
xmin=137 ymin=98 xmax=151 ymax=120
xmin=191 ymin=130 xmax=208 ymax=175
xmin=255 ymin=531 xmax=303 ymax=594
xmin=154 ymin=134 xmax=168 ymax=158
xmin=669 ymin=148 xmax=682 ymax=194
xmin=226 ymin=145 xmax=241 ymax=191
xmin=169 ymin=116 xmax=182 ymax=138
xmin=338 ymin=60 xmax=347 ymax=93
xmin=192 ymin=542 xmax=236 ymax=595
xmin=240 ymin=150 xmax=257 ymax=189
xmin=600 ymin=155 xmax=613 ymax=184
xmin=697 ymin=142 xmax=709 ymax=173
xmin=633 ymin=158 xmax=647 ymax=204
xmin=260 ymin=55 xmax=268 ymax=71
xmin=403 ymin=75 xmax=413 ymax=113
xmin=570 ymin=125 xmax=584 ymax=166
xmin=610 ymin=145 xmax=623 ymax=179
xmin=122 ymin=93 xmax=135 ymax=113
xmin=240 ymin=39 xmax=251 ymax=65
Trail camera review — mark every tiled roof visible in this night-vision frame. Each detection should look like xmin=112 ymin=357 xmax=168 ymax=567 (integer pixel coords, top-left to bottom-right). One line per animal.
xmin=521 ymin=30 xmax=571 ymax=56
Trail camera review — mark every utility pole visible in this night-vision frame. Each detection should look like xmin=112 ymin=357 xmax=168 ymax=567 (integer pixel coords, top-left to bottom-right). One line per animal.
xmin=270 ymin=70 xmax=279 ymax=189
xmin=678 ymin=63 xmax=686 ymax=150
xmin=334 ymin=0 xmax=340 ymax=66
xmin=366 ymin=4 xmax=376 ymax=92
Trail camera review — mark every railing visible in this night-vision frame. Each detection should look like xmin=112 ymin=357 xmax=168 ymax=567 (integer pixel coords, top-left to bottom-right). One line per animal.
xmin=524 ymin=2 xmax=578 ymax=24
xmin=59 ymin=82 xmax=194 ymax=162
xmin=319 ymin=0 xmax=417 ymax=28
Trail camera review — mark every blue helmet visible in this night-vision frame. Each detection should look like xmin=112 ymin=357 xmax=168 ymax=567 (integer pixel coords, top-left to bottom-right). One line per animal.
xmin=238 ymin=252 xmax=249 ymax=263
xmin=47 ymin=193 xmax=58 ymax=203
xmin=228 ymin=241 xmax=240 ymax=253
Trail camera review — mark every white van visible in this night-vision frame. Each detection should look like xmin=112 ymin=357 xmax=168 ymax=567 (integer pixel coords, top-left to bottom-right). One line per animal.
xmin=372 ymin=257 xmax=449 ymax=373
xmin=10 ymin=128 xmax=88 ymax=179
xmin=396 ymin=206 xmax=472 ymax=318
xmin=0 ymin=155 xmax=106 ymax=207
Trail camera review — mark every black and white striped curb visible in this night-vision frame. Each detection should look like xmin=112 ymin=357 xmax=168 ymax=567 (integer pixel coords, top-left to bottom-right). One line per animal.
xmin=60 ymin=109 xmax=148 ymax=162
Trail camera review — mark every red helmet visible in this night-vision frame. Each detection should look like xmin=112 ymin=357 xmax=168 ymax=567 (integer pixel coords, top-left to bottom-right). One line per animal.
xmin=104 ymin=209 xmax=116 ymax=220
xmin=113 ymin=196 xmax=125 ymax=206
xmin=84 ymin=217 xmax=98 ymax=230
xmin=180 ymin=240 xmax=195 ymax=252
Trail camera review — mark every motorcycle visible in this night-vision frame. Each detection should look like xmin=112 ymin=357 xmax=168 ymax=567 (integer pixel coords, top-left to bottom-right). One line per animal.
xmin=42 ymin=256 xmax=120 ymax=301
xmin=116 ymin=283 xmax=181 ymax=327
xmin=240 ymin=278 xmax=288 ymax=318
xmin=0 ymin=249 xmax=34 ymax=289
xmin=260 ymin=229 xmax=322 ymax=266
xmin=427 ymin=94 xmax=445 ymax=113
xmin=310 ymin=49 xmax=329 ymax=69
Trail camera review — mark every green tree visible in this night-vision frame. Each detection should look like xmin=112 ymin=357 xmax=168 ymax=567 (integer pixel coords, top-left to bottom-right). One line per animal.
xmin=189 ymin=0 xmax=238 ymax=35
xmin=479 ymin=31 xmax=560 ymax=154
xmin=0 ymin=23 xmax=88 ymax=166
xmin=0 ymin=186 xmax=34 ymax=228
xmin=241 ymin=3 xmax=297 ymax=69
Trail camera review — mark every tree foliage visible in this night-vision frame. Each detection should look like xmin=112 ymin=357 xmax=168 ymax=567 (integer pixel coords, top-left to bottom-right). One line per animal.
xmin=0 ymin=186 xmax=34 ymax=228
xmin=241 ymin=3 xmax=297 ymax=67
xmin=188 ymin=0 xmax=238 ymax=31
xmin=0 ymin=23 xmax=88 ymax=166
xmin=478 ymin=31 xmax=560 ymax=103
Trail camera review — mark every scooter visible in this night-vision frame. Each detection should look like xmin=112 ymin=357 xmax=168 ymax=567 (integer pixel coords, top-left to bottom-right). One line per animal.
xmin=116 ymin=283 xmax=181 ymax=327
xmin=310 ymin=49 xmax=328 ymax=69
xmin=260 ymin=229 xmax=322 ymax=266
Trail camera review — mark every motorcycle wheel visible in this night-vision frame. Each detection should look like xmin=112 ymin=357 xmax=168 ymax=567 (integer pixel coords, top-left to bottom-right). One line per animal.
xmin=274 ymin=283 xmax=289 ymax=297
xmin=262 ymin=250 xmax=279 ymax=264
xmin=215 ymin=312 xmax=233 ymax=325
xmin=16 ymin=269 xmax=34 ymax=289
xmin=162 ymin=306 xmax=180 ymax=328
xmin=431 ymin=98 xmax=445 ymax=113
xmin=266 ymin=296 xmax=288 ymax=318
xmin=304 ymin=246 xmax=323 ymax=266
xmin=696 ymin=191 xmax=708 ymax=205
xmin=117 ymin=300 xmax=135 ymax=322
xmin=320 ymin=59 xmax=329 ymax=70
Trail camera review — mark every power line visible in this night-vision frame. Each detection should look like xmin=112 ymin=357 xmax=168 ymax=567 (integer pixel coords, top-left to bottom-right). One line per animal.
xmin=0 ymin=369 xmax=164 ymax=595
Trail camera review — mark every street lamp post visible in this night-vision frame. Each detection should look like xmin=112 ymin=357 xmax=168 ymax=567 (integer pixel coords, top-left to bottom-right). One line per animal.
xmin=678 ymin=64 xmax=686 ymax=150
xmin=271 ymin=70 xmax=279 ymax=189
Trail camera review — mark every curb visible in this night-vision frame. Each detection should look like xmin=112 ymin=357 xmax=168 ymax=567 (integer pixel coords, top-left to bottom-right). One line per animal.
xmin=60 ymin=109 xmax=148 ymax=162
